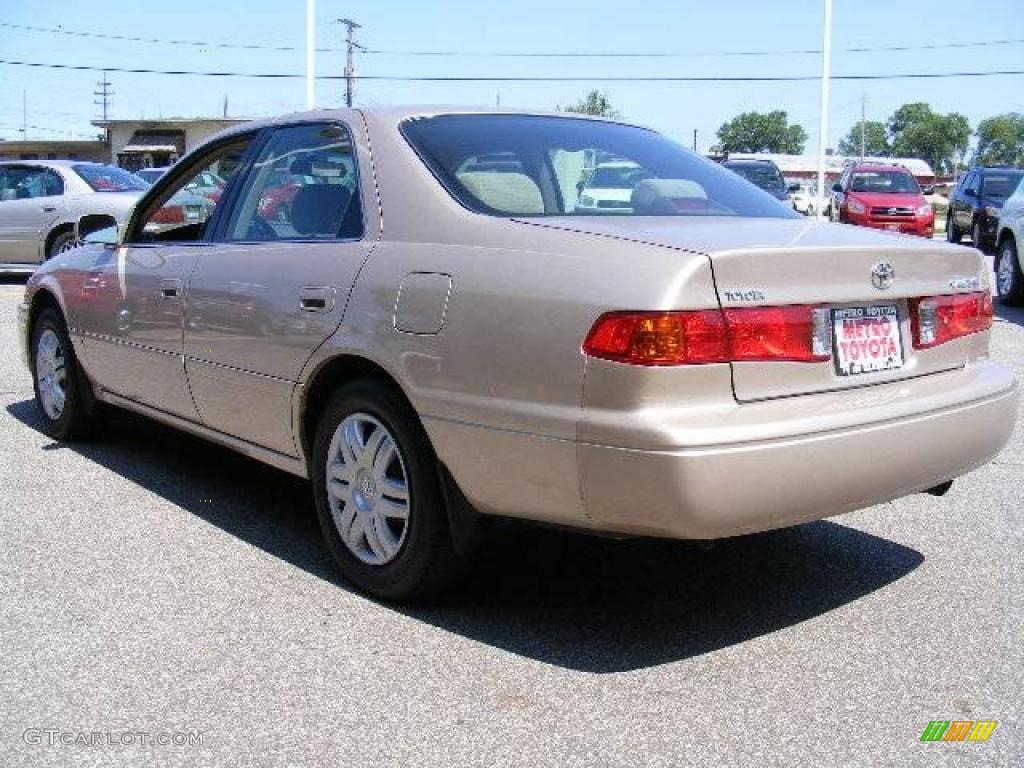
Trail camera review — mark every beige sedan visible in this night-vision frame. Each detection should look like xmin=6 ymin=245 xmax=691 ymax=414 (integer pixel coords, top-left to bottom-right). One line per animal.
xmin=18 ymin=108 xmax=1019 ymax=600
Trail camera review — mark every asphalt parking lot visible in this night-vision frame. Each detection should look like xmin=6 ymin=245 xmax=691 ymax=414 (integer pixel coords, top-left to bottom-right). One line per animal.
xmin=0 ymin=268 xmax=1021 ymax=767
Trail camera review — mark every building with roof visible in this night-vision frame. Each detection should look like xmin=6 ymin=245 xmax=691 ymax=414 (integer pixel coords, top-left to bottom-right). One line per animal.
xmin=724 ymin=153 xmax=936 ymax=184
xmin=0 ymin=139 xmax=108 ymax=163
xmin=93 ymin=118 xmax=249 ymax=171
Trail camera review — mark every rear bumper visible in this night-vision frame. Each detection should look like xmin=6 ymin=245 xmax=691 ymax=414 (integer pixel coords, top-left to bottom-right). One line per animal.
xmin=578 ymin=362 xmax=1018 ymax=539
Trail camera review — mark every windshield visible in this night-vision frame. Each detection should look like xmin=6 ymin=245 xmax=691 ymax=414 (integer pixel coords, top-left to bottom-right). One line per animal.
xmin=981 ymin=172 xmax=1023 ymax=199
xmin=73 ymin=164 xmax=149 ymax=192
xmin=724 ymin=163 xmax=786 ymax=193
xmin=850 ymin=170 xmax=919 ymax=194
xmin=402 ymin=115 xmax=797 ymax=218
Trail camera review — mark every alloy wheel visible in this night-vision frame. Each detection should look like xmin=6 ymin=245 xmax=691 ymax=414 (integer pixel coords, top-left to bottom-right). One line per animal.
xmin=35 ymin=328 xmax=67 ymax=420
xmin=997 ymin=243 xmax=1016 ymax=297
xmin=325 ymin=412 xmax=411 ymax=566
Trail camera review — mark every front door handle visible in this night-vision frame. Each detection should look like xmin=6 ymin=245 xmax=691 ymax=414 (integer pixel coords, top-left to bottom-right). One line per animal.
xmin=41 ymin=205 xmax=57 ymax=213
xmin=160 ymin=277 xmax=182 ymax=299
xmin=299 ymin=285 xmax=336 ymax=313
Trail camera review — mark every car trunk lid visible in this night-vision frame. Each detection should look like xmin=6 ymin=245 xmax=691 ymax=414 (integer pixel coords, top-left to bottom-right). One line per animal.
xmin=515 ymin=216 xmax=989 ymax=401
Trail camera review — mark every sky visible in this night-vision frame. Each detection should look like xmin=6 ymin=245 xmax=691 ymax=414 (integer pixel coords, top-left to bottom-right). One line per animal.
xmin=1 ymin=0 xmax=1022 ymax=154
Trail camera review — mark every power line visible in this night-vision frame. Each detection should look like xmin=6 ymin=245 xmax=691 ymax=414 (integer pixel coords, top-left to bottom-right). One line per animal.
xmin=2 ymin=21 xmax=1023 ymax=59
xmin=1 ymin=58 xmax=1023 ymax=82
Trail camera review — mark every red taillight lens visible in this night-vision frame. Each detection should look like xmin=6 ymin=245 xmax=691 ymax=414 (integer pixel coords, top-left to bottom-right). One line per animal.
xmin=909 ymin=292 xmax=992 ymax=349
xmin=151 ymin=204 xmax=184 ymax=224
xmin=583 ymin=305 xmax=830 ymax=366
xmin=724 ymin=305 xmax=831 ymax=362
xmin=583 ymin=311 xmax=728 ymax=365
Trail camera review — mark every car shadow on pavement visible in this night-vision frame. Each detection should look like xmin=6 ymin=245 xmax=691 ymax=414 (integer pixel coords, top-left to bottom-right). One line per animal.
xmin=995 ymin=301 xmax=1024 ymax=329
xmin=7 ymin=398 xmax=924 ymax=674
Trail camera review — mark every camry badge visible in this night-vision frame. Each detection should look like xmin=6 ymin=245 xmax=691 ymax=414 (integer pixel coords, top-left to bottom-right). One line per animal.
xmin=871 ymin=262 xmax=895 ymax=290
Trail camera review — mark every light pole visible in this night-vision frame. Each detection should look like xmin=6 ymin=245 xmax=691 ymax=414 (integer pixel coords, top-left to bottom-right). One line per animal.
xmin=306 ymin=0 xmax=315 ymax=109
xmin=815 ymin=0 xmax=833 ymax=220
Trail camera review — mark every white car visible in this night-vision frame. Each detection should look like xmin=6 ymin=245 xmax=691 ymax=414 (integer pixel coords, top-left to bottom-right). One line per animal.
xmin=0 ymin=160 xmax=147 ymax=273
xmin=575 ymin=161 xmax=653 ymax=213
xmin=995 ymin=180 xmax=1024 ymax=305
xmin=789 ymin=182 xmax=819 ymax=216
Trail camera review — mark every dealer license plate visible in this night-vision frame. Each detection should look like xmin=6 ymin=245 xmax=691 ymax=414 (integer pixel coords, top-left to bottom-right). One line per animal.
xmin=832 ymin=305 xmax=904 ymax=376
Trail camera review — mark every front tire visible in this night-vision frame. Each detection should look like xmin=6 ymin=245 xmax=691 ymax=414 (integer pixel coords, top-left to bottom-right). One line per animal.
xmin=996 ymin=236 xmax=1024 ymax=306
xmin=311 ymin=380 xmax=466 ymax=601
xmin=30 ymin=307 xmax=97 ymax=440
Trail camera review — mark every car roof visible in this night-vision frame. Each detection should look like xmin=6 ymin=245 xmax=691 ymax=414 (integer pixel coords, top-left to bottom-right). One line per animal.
xmin=848 ymin=163 xmax=913 ymax=173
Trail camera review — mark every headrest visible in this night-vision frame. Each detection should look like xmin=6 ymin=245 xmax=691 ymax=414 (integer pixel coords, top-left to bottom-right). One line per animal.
xmin=457 ymin=171 xmax=544 ymax=214
xmin=290 ymin=184 xmax=352 ymax=236
xmin=631 ymin=179 xmax=708 ymax=215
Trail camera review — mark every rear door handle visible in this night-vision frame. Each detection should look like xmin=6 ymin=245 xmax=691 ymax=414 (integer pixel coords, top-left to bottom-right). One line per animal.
xmin=41 ymin=205 xmax=57 ymax=212
xmin=299 ymin=285 xmax=336 ymax=313
xmin=160 ymin=278 xmax=182 ymax=299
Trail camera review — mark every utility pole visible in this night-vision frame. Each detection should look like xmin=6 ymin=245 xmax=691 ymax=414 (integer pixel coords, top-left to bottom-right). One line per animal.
xmin=814 ymin=0 xmax=833 ymax=220
xmin=693 ymin=129 xmax=698 ymax=152
xmin=338 ymin=18 xmax=361 ymax=108
xmin=21 ymin=90 xmax=26 ymax=140
xmin=94 ymin=70 xmax=113 ymax=121
xmin=860 ymin=94 xmax=866 ymax=161
xmin=306 ymin=0 xmax=315 ymax=109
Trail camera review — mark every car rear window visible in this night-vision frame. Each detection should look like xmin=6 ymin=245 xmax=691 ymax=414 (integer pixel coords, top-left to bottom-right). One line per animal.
xmin=401 ymin=114 xmax=798 ymax=218
xmin=980 ymin=172 xmax=1023 ymax=199
xmin=73 ymin=164 xmax=149 ymax=192
xmin=724 ymin=163 xmax=786 ymax=193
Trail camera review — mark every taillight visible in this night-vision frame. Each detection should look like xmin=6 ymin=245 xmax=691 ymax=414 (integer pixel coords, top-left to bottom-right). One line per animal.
xmin=582 ymin=311 xmax=727 ymax=365
xmin=910 ymin=292 xmax=992 ymax=349
xmin=724 ymin=305 xmax=831 ymax=362
xmin=583 ymin=305 xmax=830 ymax=366
xmin=151 ymin=204 xmax=184 ymax=224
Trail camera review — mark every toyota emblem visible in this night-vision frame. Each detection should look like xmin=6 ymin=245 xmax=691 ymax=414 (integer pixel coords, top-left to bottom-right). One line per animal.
xmin=871 ymin=262 xmax=895 ymax=290
xmin=887 ymin=207 xmax=898 ymax=216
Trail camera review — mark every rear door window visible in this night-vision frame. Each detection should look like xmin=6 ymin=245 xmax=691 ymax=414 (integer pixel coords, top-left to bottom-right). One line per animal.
xmin=223 ymin=123 xmax=363 ymax=241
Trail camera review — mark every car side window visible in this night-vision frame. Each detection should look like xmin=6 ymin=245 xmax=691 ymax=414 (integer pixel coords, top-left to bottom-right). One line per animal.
xmin=224 ymin=123 xmax=363 ymax=242
xmin=0 ymin=166 xmax=63 ymax=200
xmin=130 ymin=138 xmax=252 ymax=243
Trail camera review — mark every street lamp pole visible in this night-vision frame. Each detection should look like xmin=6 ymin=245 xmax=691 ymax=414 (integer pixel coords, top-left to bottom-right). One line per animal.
xmin=815 ymin=0 xmax=833 ymax=219
xmin=306 ymin=0 xmax=315 ymax=109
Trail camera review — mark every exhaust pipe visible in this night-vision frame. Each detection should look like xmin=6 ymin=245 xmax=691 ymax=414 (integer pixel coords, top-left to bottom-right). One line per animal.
xmin=925 ymin=480 xmax=954 ymax=497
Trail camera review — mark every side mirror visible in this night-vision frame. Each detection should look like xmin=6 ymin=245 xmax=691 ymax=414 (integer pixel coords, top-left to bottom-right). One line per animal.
xmin=831 ymin=183 xmax=843 ymax=193
xmin=964 ymin=187 xmax=977 ymax=198
xmin=921 ymin=185 xmax=935 ymax=195
xmin=787 ymin=183 xmax=801 ymax=193
xmin=76 ymin=214 xmax=120 ymax=247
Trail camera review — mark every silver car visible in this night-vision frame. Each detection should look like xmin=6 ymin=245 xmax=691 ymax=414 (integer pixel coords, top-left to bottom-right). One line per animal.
xmin=18 ymin=108 xmax=1019 ymax=600
xmin=0 ymin=160 xmax=147 ymax=273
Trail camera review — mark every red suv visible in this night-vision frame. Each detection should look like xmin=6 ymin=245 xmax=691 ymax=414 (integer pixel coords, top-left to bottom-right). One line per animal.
xmin=830 ymin=163 xmax=934 ymax=237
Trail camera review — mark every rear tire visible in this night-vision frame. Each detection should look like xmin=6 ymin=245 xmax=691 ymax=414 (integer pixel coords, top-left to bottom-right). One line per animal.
xmin=971 ymin=221 xmax=988 ymax=253
xmin=996 ymin=236 xmax=1024 ymax=307
xmin=311 ymin=380 xmax=468 ymax=601
xmin=47 ymin=229 xmax=78 ymax=260
xmin=30 ymin=307 xmax=98 ymax=440
xmin=946 ymin=214 xmax=961 ymax=243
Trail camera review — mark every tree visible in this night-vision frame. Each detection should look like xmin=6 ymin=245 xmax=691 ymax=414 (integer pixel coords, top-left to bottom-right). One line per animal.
xmin=837 ymin=120 xmax=890 ymax=157
xmin=887 ymin=102 xmax=970 ymax=175
xmin=717 ymin=111 xmax=807 ymax=154
xmin=974 ymin=113 xmax=1024 ymax=167
xmin=560 ymin=91 xmax=620 ymax=119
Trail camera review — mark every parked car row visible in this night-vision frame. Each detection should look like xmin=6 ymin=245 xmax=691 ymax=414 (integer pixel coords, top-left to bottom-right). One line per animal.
xmin=18 ymin=107 xmax=1018 ymax=600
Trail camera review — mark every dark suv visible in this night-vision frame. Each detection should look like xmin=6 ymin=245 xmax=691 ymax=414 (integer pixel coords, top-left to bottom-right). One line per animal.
xmin=721 ymin=158 xmax=794 ymax=202
xmin=947 ymin=167 xmax=1023 ymax=252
